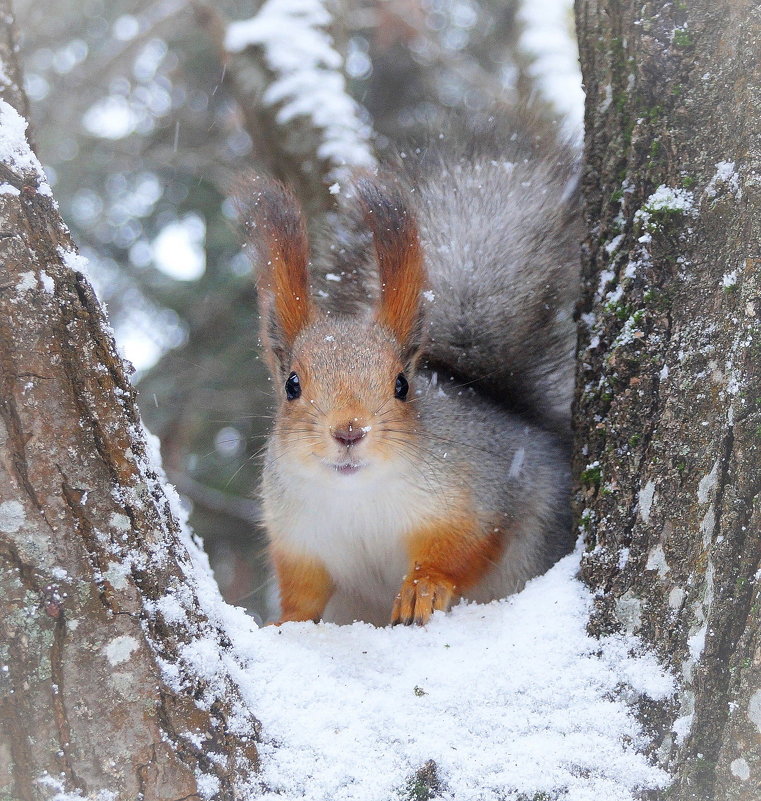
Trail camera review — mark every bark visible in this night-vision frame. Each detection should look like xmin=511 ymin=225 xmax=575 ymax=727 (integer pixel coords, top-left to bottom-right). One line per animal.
xmin=574 ymin=1 xmax=761 ymax=799
xmin=0 ymin=4 xmax=260 ymax=799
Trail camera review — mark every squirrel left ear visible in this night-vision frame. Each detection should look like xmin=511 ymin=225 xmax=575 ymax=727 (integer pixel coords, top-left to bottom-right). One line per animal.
xmin=355 ymin=177 xmax=426 ymax=360
xmin=235 ymin=177 xmax=313 ymax=377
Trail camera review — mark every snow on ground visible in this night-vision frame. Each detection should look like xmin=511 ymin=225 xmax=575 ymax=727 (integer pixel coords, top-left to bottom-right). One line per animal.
xmin=171 ymin=481 xmax=674 ymax=801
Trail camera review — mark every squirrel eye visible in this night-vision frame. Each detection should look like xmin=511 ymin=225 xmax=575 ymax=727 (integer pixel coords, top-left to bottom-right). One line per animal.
xmin=395 ymin=373 xmax=409 ymax=401
xmin=285 ymin=371 xmax=301 ymax=400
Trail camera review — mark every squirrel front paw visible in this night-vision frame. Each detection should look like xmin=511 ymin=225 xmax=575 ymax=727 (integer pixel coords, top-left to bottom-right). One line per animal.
xmin=391 ymin=565 xmax=456 ymax=626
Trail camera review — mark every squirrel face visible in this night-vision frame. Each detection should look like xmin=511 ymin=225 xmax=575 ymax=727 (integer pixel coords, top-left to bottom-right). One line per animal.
xmin=239 ymin=176 xmax=427 ymax=481
xmin=273 ymin=316 xmax=418 ymax=479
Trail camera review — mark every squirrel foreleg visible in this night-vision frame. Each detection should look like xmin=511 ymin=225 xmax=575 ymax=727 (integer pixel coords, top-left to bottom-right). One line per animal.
xmin=391 ymin=520 xmax=505 ymax=626
xmin=270 ymin=546 xmax=334 ymax=624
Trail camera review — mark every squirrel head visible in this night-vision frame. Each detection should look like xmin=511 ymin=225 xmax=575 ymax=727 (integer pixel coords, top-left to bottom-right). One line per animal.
xmin=239 ymin=177 xmax=427 ymax=478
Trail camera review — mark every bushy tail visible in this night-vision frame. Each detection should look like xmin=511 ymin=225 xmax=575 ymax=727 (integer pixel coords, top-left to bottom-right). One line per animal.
xmin=313 ymin=127 xmax=581 ymax=442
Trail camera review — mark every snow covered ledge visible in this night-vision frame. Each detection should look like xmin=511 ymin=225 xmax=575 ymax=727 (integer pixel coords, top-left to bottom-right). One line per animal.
xmin=172 ymin=481 xmax=675 ymax=800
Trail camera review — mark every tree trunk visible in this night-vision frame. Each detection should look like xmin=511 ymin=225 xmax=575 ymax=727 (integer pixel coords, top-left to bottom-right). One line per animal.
xmin=574 ymin=1 xmax=761 ymax=799
xmin=0 ymin=4 xmax=259 ymax=799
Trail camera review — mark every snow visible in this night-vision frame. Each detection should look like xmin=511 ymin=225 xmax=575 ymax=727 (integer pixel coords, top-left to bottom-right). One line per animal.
xmin=722 ymin=270 xmax=738 ymax=288
xmin=0 ymin=99 xmax=49 ymax=180
xmin=635 ymin=186 xmax=697 ymax=232
xmin=704 ymin=160 xmax=740 ymax=199
xmin=163 ymin=515 xmax=674 ymax=801
xmin=225 ymin=0 xmax=375 ymax=176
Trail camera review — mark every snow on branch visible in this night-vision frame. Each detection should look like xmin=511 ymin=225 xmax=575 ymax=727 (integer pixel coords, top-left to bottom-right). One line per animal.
xmin=225 ymin=0 xmax=376 ymax=178
xmin=0 ymin=99 xmax=52 ymax=194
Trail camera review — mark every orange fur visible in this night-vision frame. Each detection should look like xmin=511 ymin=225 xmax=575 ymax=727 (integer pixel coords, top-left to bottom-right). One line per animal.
xmin=270 ymin=546 xmax=334 ymax=624
xmin=237 ymin=178 xmax=313 ymax=357
xmin=356 ymin=178 xmax=426 ymax=348
xmin=266 ymin=242 xmax=312 ymax=348
xmin=392 ymin=516 xmax=506 ymax=625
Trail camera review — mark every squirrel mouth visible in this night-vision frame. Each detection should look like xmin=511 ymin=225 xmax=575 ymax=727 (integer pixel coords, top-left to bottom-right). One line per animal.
xmin=327 ymin=460 xmax=366 ymax=475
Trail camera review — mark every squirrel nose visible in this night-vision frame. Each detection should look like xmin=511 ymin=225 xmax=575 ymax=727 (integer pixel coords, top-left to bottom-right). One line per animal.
xmin=332 ymin=424 xmax=366 ymax=448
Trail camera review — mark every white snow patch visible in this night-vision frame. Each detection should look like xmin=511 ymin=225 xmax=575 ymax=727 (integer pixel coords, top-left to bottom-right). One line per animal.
xmin=133 ymin=427 xmax=675 ymax=800
xmin=722 ymin=270 xmax=738 ymax=288
xmin=328 ymin=181 xmax=340 ymax=195
xmin=672 ymin=713 xmax=693 ymax=744
xmin=704 ymin=160 xmax=740 ymax=199
xmin=40 ymin=271 xmax=55 ymax=294
xmin=0 ymin=500 xmax=25 ymax=533
xmin=0 ymin=99 xmax=48 ymax=178
xmin=635 ymin=185 xmax=696 ymax=236
xmin=220 ymin=552 xmax=672 ymax=800
xmin=730 ymin=757 xmax=750 ymax=781
xmin=103 ymin=635 xmax=139 ymax=666
xmin=37 ymin=775 xmax=117 ymax=801
xmin=605 ymin=233 xmax=625 ymax=254
xmin=16 ymin=271 xmax=36 ymax=292
xmin=325 ymin=272 xmax=341 ymax=282
xmin=225 ymin=0 xmax=375 ymax=176
xmin=58 ymin=246 xmax=92 ymax=280
xmin=195 ymin=771 xmax=221 ymax=800
xmin=0 ymin=182 xmax=19 ymax=195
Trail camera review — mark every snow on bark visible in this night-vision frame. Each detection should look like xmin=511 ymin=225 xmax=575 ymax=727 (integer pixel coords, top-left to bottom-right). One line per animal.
xmin=225 ymin=0 xmax=375 ymax=179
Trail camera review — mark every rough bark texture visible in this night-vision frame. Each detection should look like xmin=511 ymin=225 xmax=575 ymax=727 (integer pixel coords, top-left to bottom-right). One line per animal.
xmin=574 ymin=1 xmax=761 ymax=799
xmin=0 ymin=4 xmax=260 ymax=799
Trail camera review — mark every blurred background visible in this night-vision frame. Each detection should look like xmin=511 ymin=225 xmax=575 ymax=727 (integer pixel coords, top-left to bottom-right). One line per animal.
xmin=16 ymin=0 xmax=582 ymax=621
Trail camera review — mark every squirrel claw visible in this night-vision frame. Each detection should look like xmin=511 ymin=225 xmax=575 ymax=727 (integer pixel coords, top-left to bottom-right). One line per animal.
xmin=390 ymin=570 xmax=456 ymax=626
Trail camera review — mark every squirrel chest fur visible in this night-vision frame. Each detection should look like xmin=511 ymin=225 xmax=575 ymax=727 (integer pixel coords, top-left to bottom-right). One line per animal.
xmin=240 ymin=140 xmax=579 ymax=626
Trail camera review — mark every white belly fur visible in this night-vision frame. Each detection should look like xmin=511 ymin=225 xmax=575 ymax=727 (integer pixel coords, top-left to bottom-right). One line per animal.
xmin=266 ymin=458 xmax=446 ymax=615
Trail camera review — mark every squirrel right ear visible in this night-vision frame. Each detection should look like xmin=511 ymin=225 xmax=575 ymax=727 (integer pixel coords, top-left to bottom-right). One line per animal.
xmin=355 ymin=177 xmax=426 ymax=361
xmin=235 ymin=177 xmax=313 ymax=376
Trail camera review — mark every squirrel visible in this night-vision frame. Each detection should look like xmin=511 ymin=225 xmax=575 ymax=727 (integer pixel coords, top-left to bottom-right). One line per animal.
xmin=237 ymin=125 xmax=581 ymax=626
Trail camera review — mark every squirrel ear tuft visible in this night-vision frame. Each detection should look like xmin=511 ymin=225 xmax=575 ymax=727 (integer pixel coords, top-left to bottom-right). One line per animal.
xmin=234 ymin=176 xmax=313 ymax=375
xmin=355 ymin=177 xmax=426 ymax=356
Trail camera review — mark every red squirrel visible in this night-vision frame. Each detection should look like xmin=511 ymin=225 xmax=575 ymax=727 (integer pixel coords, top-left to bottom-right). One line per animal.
xmin=238 ymin=131 xmax=580 ymax=626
